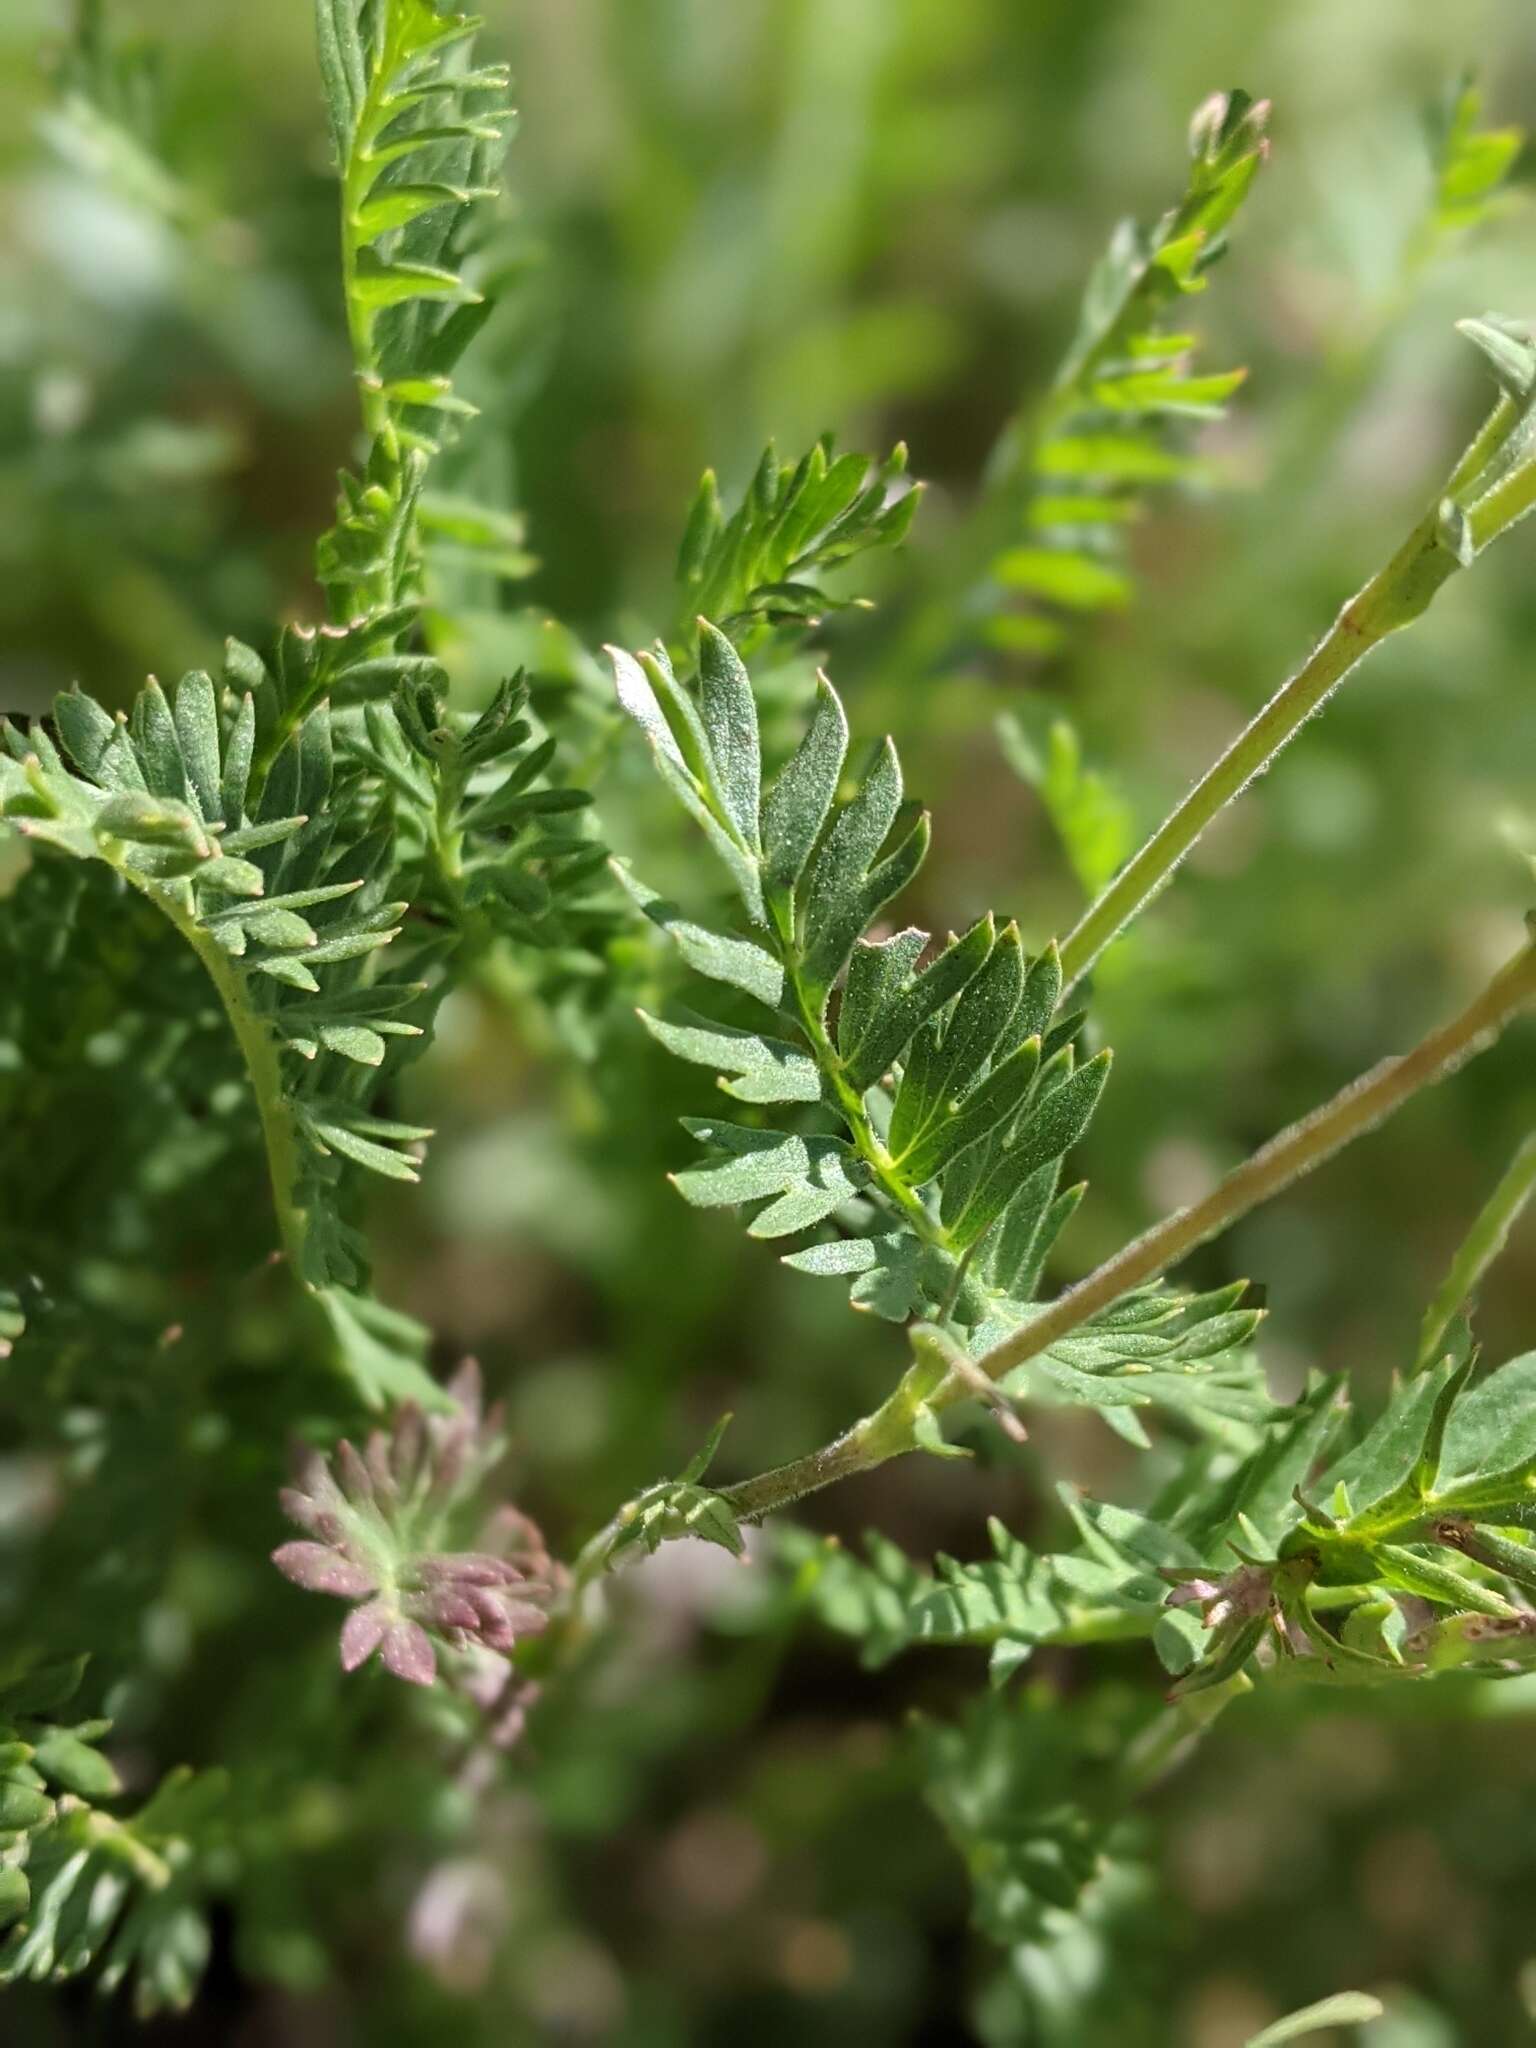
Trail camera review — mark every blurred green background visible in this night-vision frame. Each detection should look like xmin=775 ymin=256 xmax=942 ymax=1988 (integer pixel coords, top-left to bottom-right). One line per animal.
xmin=6 ymin=0 xmax=1536 ymax=2042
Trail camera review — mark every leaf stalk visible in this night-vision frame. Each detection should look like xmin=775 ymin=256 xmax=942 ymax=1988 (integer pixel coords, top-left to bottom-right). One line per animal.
xmin=1416 ymin=1129 xmax=1536 ymax=1371
xmin=1057 ymin=505 xmax=1458 ymax=991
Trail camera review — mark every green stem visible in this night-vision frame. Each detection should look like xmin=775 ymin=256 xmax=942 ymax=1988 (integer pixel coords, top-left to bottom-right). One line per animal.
xmin=707 ymin=940 xmax=1536 ymax=1525
xmin=1058 ymin=375 xmax=1536 ymax=995
xmin=1057 ymin=504 xmax=1459 ymax=992
xmin=149 ymin=884 xmax=312 ymax=1277
xmin=787 ymin=966 xmax=935 ymax=1239
xmin=250 ymin=22 xmax=410 ymax=796
xmin=721 ymin=1388 xmax=924 ymax=1522
xmin=69 ymin=1804 xmax=175 ymax=1891
xmin=963 ymin=939 xmax=1536 ymax=1397
xmin=1416 ymin=1130 xmax=1536 ymax=1372
xmin=1467 ymin=453 xmax=1536 ymax=552
xmin=339 ymin=19 xmax=397 ymax=455
xmin=1117 ymin=1675 xmax=1250 ymax=1797
xmin=427 ymin=759 xmax=470 ymax=916
xmin=782 ymin=960 xmax=993 ymax=1329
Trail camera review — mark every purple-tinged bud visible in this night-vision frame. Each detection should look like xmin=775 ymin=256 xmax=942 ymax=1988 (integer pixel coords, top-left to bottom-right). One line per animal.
xmin=366 ymin=1428 xmax=400 ymax=1505
xmin=294 ymin=1448 xmax=346 ymax=1519
xmin=278 ymin=1487 xmax=339 ymax=1540
xmin=424 ymin=1434 xmax=468 ymax=1513
xmin=1162 ymin=1563 xmax=1273 ymax=1630
xmin=420 ymin=1554 xmax=519 ymax=1588
xmin=272 ymin=1359 xmax=560 ymax=1695
xmin=425 ymin=1592 xmax=484 ymax=1633
xmin=381 ymin=1620 xmax=437 ymax=1687
xmin=336 ymin=1439 xmax=375 ymax=1506
xmin=498 ymin=1600 xmax=552 ymax=1640
xmin=445 ymin=1357 xmax=483 ymax=1420
xmin=340 ymin=1600 xmax=389 ymax=1671
xmin=392 ymin=1405 xmax=426 ymax=1493
xmin=272 ymin=1541 xmax=376 ymax=1599
xmin=1166 ymin=1577 xmax=1221 ymax=1610
xmin=464 ymin=1588 xmax=515 ymax=1648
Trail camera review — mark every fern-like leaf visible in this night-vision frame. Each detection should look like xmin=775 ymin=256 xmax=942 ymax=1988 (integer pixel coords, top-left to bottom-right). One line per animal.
xmin=346 ymin=669 xmax=605 ymax=949
xmin=982 ymin=89 xmax=1268 ymax=660
xmin=1405 ymin=73 xmax=1524 ymax=279
xmin=315 ymin=0 xmax=517 ymax=621
xmin=0 ymin=1659 xmax=223 ymax=2017
xmin=610 ymin=620 xmax=1262 ymax=1438
xmin=996 ymin=706 xmax=1135 ymax=899
xmin=1 ymin=674 xmax=432 ymax=1399
xmin=674 ymin=437 xmax=921 ymax=659
xmin=797 ymin=1350 xmax=1536 ymax=1699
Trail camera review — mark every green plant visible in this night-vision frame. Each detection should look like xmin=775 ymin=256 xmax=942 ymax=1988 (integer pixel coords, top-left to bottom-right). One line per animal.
xmin=5 ymin=2 xmax=1536 ymax=2038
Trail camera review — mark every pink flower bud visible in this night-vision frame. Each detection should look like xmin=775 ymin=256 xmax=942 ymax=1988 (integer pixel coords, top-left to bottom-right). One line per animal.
xmin=340 ymin=1599 xmax=389 ymax=1671
xmin=272 ymin=1541 xmax=376 ymax=1600
xmin=381 ymin=1620 xmax=437 ymax=1687
xmin=335 ymin=1439 xmax=375 ymax=1506
xmin=272 ymin=1361 xmax=557 ymax=1704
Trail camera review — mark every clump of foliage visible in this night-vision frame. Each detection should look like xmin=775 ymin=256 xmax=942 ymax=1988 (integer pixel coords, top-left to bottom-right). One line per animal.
xmin=4 ymin=2 xmax=1536 ymax=2040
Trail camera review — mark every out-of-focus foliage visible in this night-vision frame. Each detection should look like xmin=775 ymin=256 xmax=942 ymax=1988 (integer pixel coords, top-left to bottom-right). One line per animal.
xmin=974 ymin=86 xmax=1267 ymax=664
xmin=5 ymin=0 xmax=1536 ymax=2044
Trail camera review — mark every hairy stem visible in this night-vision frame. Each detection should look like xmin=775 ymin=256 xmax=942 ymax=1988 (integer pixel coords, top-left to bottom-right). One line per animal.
xmin=722 ymin=1391 xmax=924 ymax=1522
xmin=337 ymin=11 xmax=398 ymax=453
xmin=1416 ymin=1129 xmax=1536 ymax=1371
xmin=1057 ymin=505 xmax=1459 ymax=991
xmin=248 ymin=23 xmax=408 ymax=798
xmin=965 ymin=939 xmax=1536 ymax=1394
xmin=712 ymin=940 xmax=1536 ymax=1523
xmin=1058 ymin=369 xmax=1536 ymax=994
xmin=152 ymin=885 xmax=312 ymax=1278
